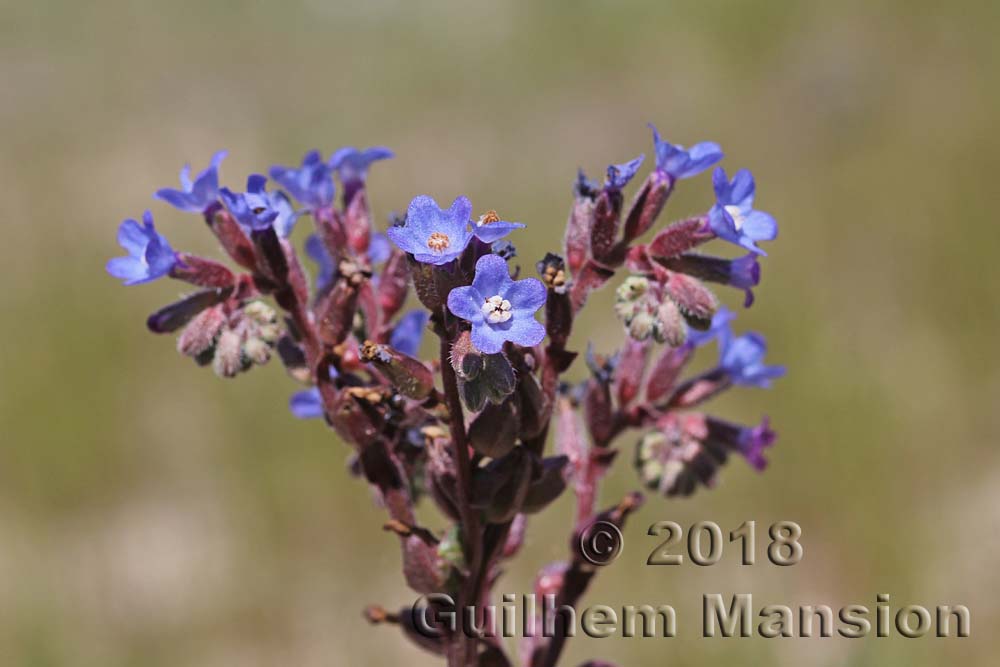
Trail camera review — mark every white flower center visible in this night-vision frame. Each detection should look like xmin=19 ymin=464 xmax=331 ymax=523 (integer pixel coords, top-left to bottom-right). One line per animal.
xmin=724 ymin=205 xmax=746 ymax=231
xmin=481 ymin=294 xmax=513 ymax=324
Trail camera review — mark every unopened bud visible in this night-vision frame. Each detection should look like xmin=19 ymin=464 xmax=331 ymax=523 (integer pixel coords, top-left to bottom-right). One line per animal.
xmin=212 ymin=328 xmax=246 ymax=378
xmin=360 ymin=340 xmax=435 ymax=400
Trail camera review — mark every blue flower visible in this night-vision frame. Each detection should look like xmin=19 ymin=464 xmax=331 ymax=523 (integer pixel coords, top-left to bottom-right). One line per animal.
xmin=269 ymin=150 xmax=335 ymax=210
xmin=686 ymin=307 xmax=736 ymax=347
xmin=471 ymin=210 xmax=526 ymax=244
xmin=288 ymin=367 xmax=339 ymax=419
xmin=329 ymin=146 xmax=394 ymax=188
xmin=390 ymin=310 xmax=429 ymax=357
xmin=304 ymin=234 xmax=335 ymax=292
xmin=220 ymin=175 xmax=298 ymax=236
xmin=106 ymin=210 xmax=177 ymax=285
xmin=605 ymin=154 xmax=645 ymax=190
xmin=447 ymin=253 xmax=547 ymax=354
xmin=720 ymin=331 xmax=786 ymax=388
xmin=387 ymin=195 xmax=474 ymax=265
xmin=289 ymin=388 xmax=324 ymax=419
xmin=708 ymin=167 xmax=778 ymax=255
xmin=155 ymin=150 xmax=227 ymax=213
xmin=739 ymin=416 xmax=776 ymax=471
xmin=649 ymin=124 xmax=723 ymax=179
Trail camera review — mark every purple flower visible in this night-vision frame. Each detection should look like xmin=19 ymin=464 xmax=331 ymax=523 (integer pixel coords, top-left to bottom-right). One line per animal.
xmin=649 ymin=124 xmax=723 ymax=179
xmin=155 ymin=151 xmax=227 ymax=213
xmin=329 ymin=146 xmax=393 ymax=193
xmin=269 ymin=150 xmax=335 ymax=210
xmin=605 ymin=154 xmax=645 ymax=190
xmin=686 ymin=307 xmax=736 ymax=347
xmin=305 ymin=234 xmax=335 ymax=292
xmin=106 ymin=210 xmax=177 ymax=285
xmin=390 ymin=310 xmax=429 ymax=357
xmin=447 ymin=254 xmax=547 ymax=354
xmin=708 ymin=167 xmax=777 ymax=255
xmin=387 ymin=195 xmax=474 ymax=265
xmin=720 ymin=330 xmax=786 ymax=388
xmin=739 ymin=416 xmax=776 ymax=471
xmin=220 ymin=175 xmax=298 ymax=236
xmin=471 ymin=210 xmax=525 ymax=244
xmin=289 ymin=388 xmax=324 ymax=419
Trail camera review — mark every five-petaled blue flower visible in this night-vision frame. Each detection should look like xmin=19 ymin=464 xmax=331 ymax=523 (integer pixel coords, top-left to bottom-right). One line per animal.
xmin=329 ymin=146 xmax=394 ymax=189
xmin=155 ymin=151 xmax=227 ymax=213
xmin=708 ymin=167 xmax=778 ymax=255
xmin=720 ymin=330 xmax=786 ymax=388
xmin=106 ymin=210 xmax=177 ymax=285
xmin=649 ymin=124 xmax=723 ymax=179
xmin=605 ymin=155 xmax=645 ymax=190
xmin=269 ymin=150 xmax=335 ymax=211
xmin=447 ymin=253 xmax=547 ymax=354
xmin=387 ymin=195 xmax=475 ymax=265
xmin=220 ymin=175 xmax=298 ymax=236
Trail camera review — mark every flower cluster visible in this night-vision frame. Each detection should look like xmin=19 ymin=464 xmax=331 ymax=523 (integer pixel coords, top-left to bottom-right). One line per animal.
xmin=108 ymin=125 xmax=784 ymax=667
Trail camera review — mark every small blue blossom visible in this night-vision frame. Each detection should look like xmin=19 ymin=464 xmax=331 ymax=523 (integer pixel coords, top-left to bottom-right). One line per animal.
xmin=649 ymin=124 xmax=723 ymax=179
xmin=155 ymin=151 xmax=227 ymax=213
xmin=289 ymin=388 xmax=324 ymax=419
xmin=720 ymin=331 xmax=786 ymax=388
xmin=220 ymin=175 xmax=299 ymax=236
xmin=605 ymin=154 xmax=645 ymax=190
xmin=447 ymin=253 xmax=547 ymax=354
xmin=387 ymin=195 xmax=474 ymax=265
xmin=269 ymin=150 xmax=335 ymax=210
xmin=471 ymin=210 xmax=525 ymax=244
xmin=390 ymin=310 xmax=429 ymax=357
xmin=708 ymin=167 xmax=778 ymax=255
xmin=289 ymin=367 xmax=339 ymax=419
xmin=329 ymin=146 xmax=394 ymax=189
xmin=106 ymin=210 xmax=177 ymax=285
xmin=739 ymin=416 xmax=776 ymax=471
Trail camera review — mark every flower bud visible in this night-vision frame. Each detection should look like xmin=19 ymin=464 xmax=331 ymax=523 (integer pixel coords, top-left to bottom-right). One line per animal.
xmin=614 ymin=338 xmax=649 ymax=407
xmin=345 ymin=188 xmax=373 ymax=255
xmin=590 ymin=187 xmax=623 ymax=265
xmin=654 ymin=297 xmax=687 ymax=347
xmin=621 ymin=169 xmax=674 ymax=244
xmin=647 ymin=216 xmax=713 ymax=259
xmin=208 ymin=207 xmax=258 ymax=271
xmin=170 ymin=253 xmax=236 ymax=289
xmin=360 ymin=340 xmax=435 ymax=400
xmin=564 ymin=175 xmax=596 ymax=276
xmin=474 ymin=447 xmax=534 ymax=524
xmin=316 ymin=275 xmax=361 ymax=347
xmin=147 ymin=288 xmax=232 ymax=334
xmin=644 ymin=342 xmax=694 ymax=405
xmin=177 ymin=305 xmax=226 ymax=359
xmin=212 ymin=328 xmax=246 ymax=378
xmin=468 ymin=398 xmax=520 ymax=458
xmin=663 ymin=271 xmax=719 ymax=331
xmin=377 ymin=249 xmax=410 ymax=322
xmin=521 ymin=455 xmax=569 ymax=514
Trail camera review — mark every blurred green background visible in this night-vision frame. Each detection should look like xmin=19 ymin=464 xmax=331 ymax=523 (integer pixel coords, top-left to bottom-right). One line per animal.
xmin=2 ymin=0 xmax=998 ymax=665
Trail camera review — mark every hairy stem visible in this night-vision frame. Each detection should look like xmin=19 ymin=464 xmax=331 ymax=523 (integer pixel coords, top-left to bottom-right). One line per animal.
xmin=438 ymin=317 xmax=483 ymax=667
